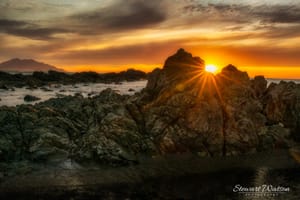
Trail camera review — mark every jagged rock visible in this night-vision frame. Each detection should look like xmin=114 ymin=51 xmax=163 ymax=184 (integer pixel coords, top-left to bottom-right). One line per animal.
xmin=141 ymin=54 xmax=268 ymax=156
xmin=263 ymin=81 xmax=300 ymax=138
xmin=251 ymin=75 xmax=267 ymax=98
xmin=145 ymin=48 xmax=204 ymax=98
xmin=164 ymin=48 xmax=204 ymax=71
xmin=0 ymin=48 xmax=299 ymax=171
xmin=24 ymin=95 xmax=41 ymax=102
xmin=214 ymin=65 xmax=266 ymax=155
xmin=258 ymin=124 xmax=290 ymax=151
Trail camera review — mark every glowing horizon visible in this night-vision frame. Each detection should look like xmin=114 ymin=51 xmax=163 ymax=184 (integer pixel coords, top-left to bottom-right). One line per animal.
xmin=56 ymin=63 xmax=300 ymax=79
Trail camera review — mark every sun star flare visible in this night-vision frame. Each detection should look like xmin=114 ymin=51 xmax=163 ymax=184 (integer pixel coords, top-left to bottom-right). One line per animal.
xmin=205 ymin=64 xmax=218 ymax=74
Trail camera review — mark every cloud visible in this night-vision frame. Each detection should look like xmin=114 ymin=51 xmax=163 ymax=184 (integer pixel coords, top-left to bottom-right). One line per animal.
xmin=53 ymin=41 xmax=180 ymax=65
xmin=0 ymin=19 xmax=68 ymax=40
xmin=182 ymin=2 xmax=300 ymax=25
xmin=0 ymin=19 xmax=27 ymax=27
xmin=71 ymin=0 xmax=167 ymax=34
xmin=254 ymin=5 xmax=300 ymax=23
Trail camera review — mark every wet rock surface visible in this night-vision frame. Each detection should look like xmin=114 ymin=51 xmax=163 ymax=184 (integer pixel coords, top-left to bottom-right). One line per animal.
xmin=0 ymin=49 xmax=300 ymax=188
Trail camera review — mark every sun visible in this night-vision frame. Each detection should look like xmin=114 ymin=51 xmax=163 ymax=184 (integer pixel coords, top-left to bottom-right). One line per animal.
xmin=205 ymin=64 xmax=218 ymax=74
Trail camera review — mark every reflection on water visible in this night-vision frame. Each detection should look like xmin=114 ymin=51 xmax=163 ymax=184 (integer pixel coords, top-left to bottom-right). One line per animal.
xmin=2 ymin=167 xmax=299 ymax=199
xmin=1 ymin=151 xmax=300 ymax=199
xmin=243 ymin=167 xmax=273 ymax=200
xmin=238 ymin=167 xmax=300 ymax=200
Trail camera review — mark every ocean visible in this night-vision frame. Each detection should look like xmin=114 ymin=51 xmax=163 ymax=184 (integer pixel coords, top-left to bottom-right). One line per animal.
xmin=0 ymin=80 xmax=147 ymax=107
xmin=0 ymin=79 xmax=299 ymax=107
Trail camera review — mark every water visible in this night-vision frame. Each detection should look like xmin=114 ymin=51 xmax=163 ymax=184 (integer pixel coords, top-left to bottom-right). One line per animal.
xmin=267 ymin=79 xmax=300 ymax=84
xmin=1 ymin=79 xmax=300 ymax=107
xmin=1 ymin=151 xmax=300 ymax=199
xmin=0 ymin=80 xmax=147 ymax=107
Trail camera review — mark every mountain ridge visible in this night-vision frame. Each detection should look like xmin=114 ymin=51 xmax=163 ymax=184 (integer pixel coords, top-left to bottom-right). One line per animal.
xmin=0 ymin=58 xmax=64 ymax=72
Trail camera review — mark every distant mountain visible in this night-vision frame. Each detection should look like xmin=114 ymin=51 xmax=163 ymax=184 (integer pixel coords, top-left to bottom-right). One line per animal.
xmin=0 ymin=58 xmax=64 ymax=72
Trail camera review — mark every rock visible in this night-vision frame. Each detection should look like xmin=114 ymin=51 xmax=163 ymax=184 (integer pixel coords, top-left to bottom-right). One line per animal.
xmin=258 ymin=124 xmax=290 ymax=151
xmin=96 ymin=88 xmax=125 ymax=102
xmin=263 ymin=81 xmax=300 ymax=139
xmin=74 ymin=92 xmax=82 ymax=97
xmin=25 ymin=86 xmax=38 ymax=90
xmin=121 ymin=69 xmax=147 ymax=81
xmin=251 ymin=75 xmax=267 ymax=98
xmin=56 ymin=93 xmax=67 ymax=98
xmin=140 ymin=50 xmax=269 ymax=156
xmin=54 ymin=84 xmax=61 ymax=88
xmin=40 ymin=87 xmax=53 ymax=92
xmin=164 ymin=48 xmax=204 ymax=71
xmin=218 ymin=64 xmax=250 ymax=84
xmin=87 ymin=91 xmax=97 ymax=97
xmin=24 ymin=95 xmax=41 ymax=102
xmin=128 ymin=88 xmax=135 ymax=92
xmin=0 ymin=69 xmax=146 ymax=89
xmin=144 ymin=49 xmax=205 ymax=104
xmin=0 ymin=84 xmax=9 ymax=90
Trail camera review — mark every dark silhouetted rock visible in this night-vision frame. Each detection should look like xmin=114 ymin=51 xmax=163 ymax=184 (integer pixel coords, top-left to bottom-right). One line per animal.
xmin=263 ymin=81 xmax=300 ymax=139
xmin=24 ymin=95 xmax=41 ymax=102
xmin=40 ymin=87 xmax=53 ymax=92
xmin=144 ymin=63 xmax=263 ymax=155
xmin=0 ymin=68 xmax=147 ymax=88
xmin=164 ymin=48 xmax=204 ymax=71
xmin=0 ymin=84 xmax=9 ymax=90
xmin=252 ymin=75 xmax=267 ymax=98
xmin=145 ymin=48 xmax=204 ymax=99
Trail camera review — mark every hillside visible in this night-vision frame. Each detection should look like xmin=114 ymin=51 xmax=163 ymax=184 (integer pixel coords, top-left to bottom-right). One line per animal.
xmin=0 ymin=58 xmax=64 ymax=72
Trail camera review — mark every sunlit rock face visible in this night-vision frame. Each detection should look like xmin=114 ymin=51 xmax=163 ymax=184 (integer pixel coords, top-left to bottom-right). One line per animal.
xmin=141 ymin=50 xmax=296 ymax=156
xmin=0 ymin=49 xmax=298 ymax=170
xmin=142 ymin=53 xmax=268 ymax=156
xmin=145 ymin=48 xmax=204 ymax=99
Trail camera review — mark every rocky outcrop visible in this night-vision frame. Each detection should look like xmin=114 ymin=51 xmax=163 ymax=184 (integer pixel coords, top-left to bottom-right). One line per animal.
xmin=142 ymin=57 xmax=269 ymax=156
xmin=24 ymin=95 xmax=41 ymax=102
xmin=145 ymin=48 xmax=205 ymax=99
xmin=263 ymin=81 xmax=300 ymax=139
xmin=251 ymin=75 xmax=267 ymax=98
xmin=0 ymin=49 xmax=299 ymax=175
xmin=0 ymin=69 xmax=147 ymax=88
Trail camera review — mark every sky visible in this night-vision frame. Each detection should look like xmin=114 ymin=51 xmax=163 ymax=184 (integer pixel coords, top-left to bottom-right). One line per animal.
xmin=0 ymin=0 xmax=300 ymax=78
